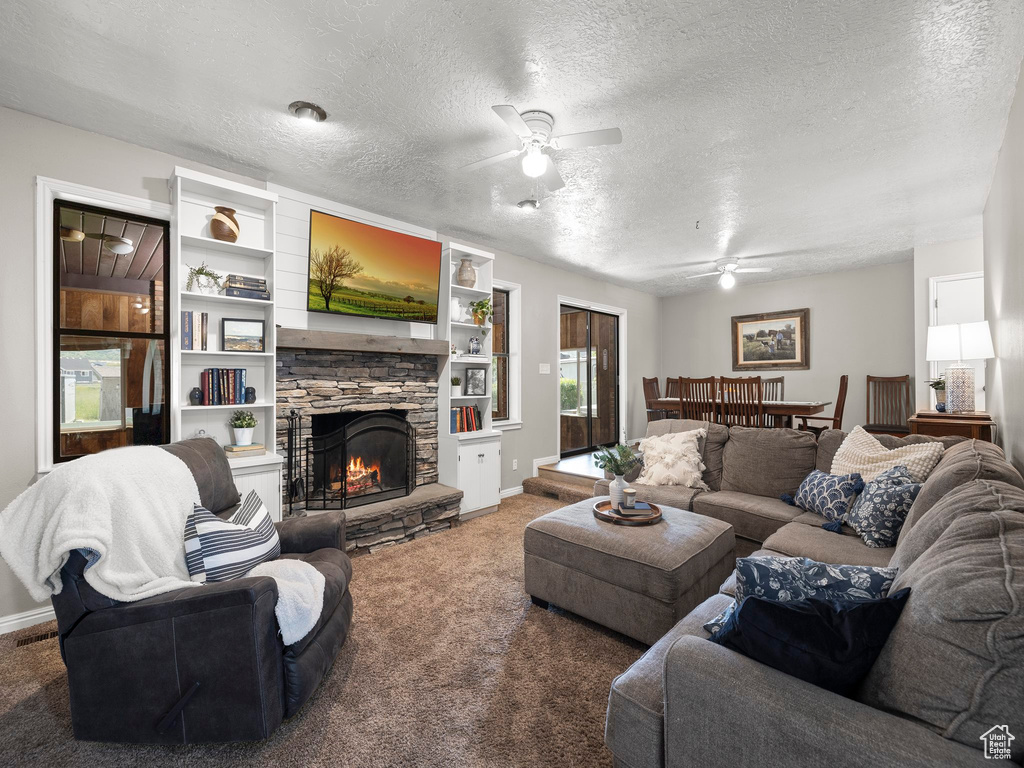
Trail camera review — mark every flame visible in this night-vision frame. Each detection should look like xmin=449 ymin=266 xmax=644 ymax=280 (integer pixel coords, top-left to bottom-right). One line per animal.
xmin=345 ymin=455 xmax=381 ymax=494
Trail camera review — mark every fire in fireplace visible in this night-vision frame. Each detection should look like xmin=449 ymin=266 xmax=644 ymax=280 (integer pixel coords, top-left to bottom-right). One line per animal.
xmin=303 ymin=410 xmax=416 ymax=510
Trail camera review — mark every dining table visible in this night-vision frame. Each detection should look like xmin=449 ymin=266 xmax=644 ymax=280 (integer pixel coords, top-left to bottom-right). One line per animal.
xmin=650 ymin=398 xmax=832 ymax=428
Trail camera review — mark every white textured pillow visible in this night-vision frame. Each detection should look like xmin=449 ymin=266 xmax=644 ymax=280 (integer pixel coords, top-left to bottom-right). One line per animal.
xmin=638 ymin=429 xmax=709 ymax=488
xmin=831 ymin=426 xmax=943 ymax=483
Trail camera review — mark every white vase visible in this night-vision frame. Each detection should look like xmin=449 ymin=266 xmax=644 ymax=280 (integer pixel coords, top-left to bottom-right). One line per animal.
xmin=608 ymin=475 xmax=627 ymax=509
xmin=451 ymin=385 xmax=462 ymax=398
xmin=456 ymin=258 xmax=477 ymax=288
xmin=233 ymin=427 xmax=254 ymax=446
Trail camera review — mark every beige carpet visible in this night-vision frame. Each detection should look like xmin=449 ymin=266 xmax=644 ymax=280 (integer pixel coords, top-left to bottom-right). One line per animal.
xmin=0 ymin=494 xmax=645 ymax=767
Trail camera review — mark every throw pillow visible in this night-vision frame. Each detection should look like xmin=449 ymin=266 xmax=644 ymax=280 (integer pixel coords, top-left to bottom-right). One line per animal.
xmin=846 ymin=466 xmax=922 ymax=548
xmin=831 ymin=425 xmax=943 ymax=483
xmin=734 ymin=555 xmax=898 ymax=603
xmin=709 ymin=588 xmax=911 ymax=695
xmin=184 ymin=490 xmax=280 ymax=583
xmin=637 ymin=429 xmax=709 ymax=488
xmin=782 ymin=469 xmax=864 ymax=523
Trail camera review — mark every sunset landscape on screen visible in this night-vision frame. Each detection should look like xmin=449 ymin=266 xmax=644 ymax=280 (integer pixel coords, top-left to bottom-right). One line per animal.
xmin=307 ymin=210 xmax=441 ymax=323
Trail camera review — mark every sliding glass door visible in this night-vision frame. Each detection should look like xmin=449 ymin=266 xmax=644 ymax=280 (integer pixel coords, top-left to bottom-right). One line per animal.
xmin=559 ymin=306 xmax=619 ymax=457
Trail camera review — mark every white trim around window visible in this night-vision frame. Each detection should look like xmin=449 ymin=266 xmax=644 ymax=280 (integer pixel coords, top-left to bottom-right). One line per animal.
xmin=34 ymin=177 xmax=172 ymax=474
xmin=492 ymin=278 xmax=522 ymax=430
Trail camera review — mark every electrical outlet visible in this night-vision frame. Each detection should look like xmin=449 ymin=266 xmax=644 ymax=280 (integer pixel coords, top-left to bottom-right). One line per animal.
xmin=512 ymin=459 xmax=518 ymax=470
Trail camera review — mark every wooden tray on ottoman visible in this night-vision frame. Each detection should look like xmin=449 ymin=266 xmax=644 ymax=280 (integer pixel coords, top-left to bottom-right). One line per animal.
xmin=593 ymin=499 xmax=663 ymax=526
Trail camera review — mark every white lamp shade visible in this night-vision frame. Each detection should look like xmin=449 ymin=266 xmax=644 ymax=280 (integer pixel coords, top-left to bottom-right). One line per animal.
xmin=926 ymin=321 xmax=995 ymax=361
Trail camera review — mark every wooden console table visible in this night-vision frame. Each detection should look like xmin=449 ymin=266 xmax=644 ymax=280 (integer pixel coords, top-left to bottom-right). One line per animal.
xmin=908 ymin=411 xmax=996 ymax=442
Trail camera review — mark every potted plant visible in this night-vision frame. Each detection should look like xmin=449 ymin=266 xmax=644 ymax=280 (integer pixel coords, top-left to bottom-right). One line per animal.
xmin=186 ymin=262 xmax=223 ymax=295
xmin=451 ymin=375 xmax=462 ymax=398
xmin=229 ymin=410 xmax=258 ymax=446
xmin=594 ymin=444 xmax=640 ymax=509
xmin=469 ymin=297 xmax=492 ymax=328
xmin=927 ymin=375 xmax=946 ymax=410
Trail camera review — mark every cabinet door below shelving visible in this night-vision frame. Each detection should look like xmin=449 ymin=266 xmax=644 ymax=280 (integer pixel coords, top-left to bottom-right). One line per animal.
xmin=457 ymin=444 xmax=481 ymax=513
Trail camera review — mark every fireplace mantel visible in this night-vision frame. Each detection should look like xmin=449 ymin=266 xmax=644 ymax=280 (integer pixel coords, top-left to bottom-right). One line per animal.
xmin=277 ymin=328 xmax=450 ymax=356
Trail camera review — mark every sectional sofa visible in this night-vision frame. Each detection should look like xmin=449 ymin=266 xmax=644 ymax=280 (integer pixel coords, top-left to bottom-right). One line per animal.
xmin=596 ymin=420 xmax=1024 ymax=767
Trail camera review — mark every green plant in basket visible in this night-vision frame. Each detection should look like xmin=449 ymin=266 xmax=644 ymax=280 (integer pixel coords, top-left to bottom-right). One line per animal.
xmin=229 ymin=410 xmax=258 ymax=429
xmin=594 ymin=444 xmax=639 ymax=477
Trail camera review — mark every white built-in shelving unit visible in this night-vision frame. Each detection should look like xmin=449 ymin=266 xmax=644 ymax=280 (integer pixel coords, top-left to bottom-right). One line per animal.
xmin=169 ymin=167 xmax=283 ymax=520
xmin=438 ymin=243 xmax=501 ymax=518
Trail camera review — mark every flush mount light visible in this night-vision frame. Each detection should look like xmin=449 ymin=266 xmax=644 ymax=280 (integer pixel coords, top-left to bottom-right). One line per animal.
xmin=718 ymin=271 xmax=736 ymax=290
xmin=517 ymin=199 xmax=539 ymax=210
xmin=288 ymin=101 xmax=327 ymax=122
xmin=103 ymin=235 xmax=134 ymax=255
xmin=521 ymin=144 xmax=547 ymax=178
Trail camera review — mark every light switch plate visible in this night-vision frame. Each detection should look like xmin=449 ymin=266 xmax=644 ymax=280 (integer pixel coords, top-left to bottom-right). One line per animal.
xmin=539 ymin=363 xmax=551 ymax=374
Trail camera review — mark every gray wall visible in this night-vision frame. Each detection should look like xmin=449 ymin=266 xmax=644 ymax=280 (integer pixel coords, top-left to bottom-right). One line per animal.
xmin=657 ymin=262 xmax=916 ymax=432
xmin=984 ymin=62 xmax=1024 ymax=473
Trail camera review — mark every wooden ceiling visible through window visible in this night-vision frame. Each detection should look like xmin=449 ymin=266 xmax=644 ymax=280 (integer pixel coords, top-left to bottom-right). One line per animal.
xmin=58 ymin=207 xmax=165 ymax=281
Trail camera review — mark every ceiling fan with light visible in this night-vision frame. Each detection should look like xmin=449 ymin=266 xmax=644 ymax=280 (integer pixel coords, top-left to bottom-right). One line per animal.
xmin=461 ymin=105 xmax=622 ymax=191
xmin=687 ymin=258 xmax=772 ymax=289
xmin=60 ymin=227 xmax=134 ymax=254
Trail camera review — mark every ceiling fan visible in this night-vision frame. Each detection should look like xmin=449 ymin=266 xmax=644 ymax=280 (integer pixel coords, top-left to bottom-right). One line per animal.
xmin=687 ymin=258 xmax=772 ymax=289
xmin=60 ymin=227 xmax=134 ymax=254
xmin=461 ymin=105 xmax=622 ymax=191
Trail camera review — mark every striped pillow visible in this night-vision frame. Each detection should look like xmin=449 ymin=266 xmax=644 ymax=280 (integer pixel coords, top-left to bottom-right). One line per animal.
xmin=184 ymin=490 xmax=280 ymax=583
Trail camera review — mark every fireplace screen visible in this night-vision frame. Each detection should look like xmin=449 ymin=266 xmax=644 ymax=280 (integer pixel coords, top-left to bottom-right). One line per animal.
xmin=304 ymin=411 xmax=416 ymax=510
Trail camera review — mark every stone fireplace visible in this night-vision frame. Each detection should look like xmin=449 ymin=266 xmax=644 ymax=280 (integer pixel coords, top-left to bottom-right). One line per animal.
xmin=276 ymin=332 xmax=461 ymax=555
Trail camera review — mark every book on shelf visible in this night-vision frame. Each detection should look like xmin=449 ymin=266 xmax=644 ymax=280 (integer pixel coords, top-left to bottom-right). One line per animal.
xmin=224 ymin=287 xmax=271 ymax=300
xmin=225 ymin=443 xmax=265 ymax=456
xmin=181 ymin=311 xmax=192 ymax=350
xmin=180 ymin=311 xmax=209 ymax=350
xmin=450 ymin=405 xmax=483 ymax=433
xmin=224 ymin=274 xmax=268 ymax=288
xmin=197 ymin=368 xmax=247 ymax=405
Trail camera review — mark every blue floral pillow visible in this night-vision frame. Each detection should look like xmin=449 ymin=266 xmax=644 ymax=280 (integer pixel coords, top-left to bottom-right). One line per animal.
xmin=703 ymin=555 xmax=898 ymax=633
xmin=782 ymin=469 xmax=864 ymax=523
xmin=845 ymin=465 xmax=922 ymax=548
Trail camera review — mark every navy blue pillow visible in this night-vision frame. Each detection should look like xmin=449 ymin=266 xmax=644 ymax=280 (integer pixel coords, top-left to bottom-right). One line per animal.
xmin=709 ymin=588 xmax=910 ymax=696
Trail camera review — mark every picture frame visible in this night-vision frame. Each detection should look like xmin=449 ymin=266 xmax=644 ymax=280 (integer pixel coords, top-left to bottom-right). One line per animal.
xmin=221 ymin=317 xmax=266 ymax=353
xmin=731 ymin=308 xmax=809 ymax=371
xmin=465 ymin=367 xmax=487 ymax=396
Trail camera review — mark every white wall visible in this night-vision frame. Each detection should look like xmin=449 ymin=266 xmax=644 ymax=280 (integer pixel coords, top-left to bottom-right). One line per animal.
xmin=911 ymin=238 xmax=984 ymax=410
xmin=984 ymin=62 xmax=1024 ymax=473
xmin=657 ymin=262 xmax=916 ymax=431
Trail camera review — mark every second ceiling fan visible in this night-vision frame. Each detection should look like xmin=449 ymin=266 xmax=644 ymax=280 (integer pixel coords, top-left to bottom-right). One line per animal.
xmin=461 ymin=105 xmax=622 ymax=191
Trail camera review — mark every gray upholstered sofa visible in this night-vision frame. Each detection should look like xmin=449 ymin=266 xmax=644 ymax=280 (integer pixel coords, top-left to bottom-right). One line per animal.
xmin=601 ymin=423 xmax=1024 ymax=767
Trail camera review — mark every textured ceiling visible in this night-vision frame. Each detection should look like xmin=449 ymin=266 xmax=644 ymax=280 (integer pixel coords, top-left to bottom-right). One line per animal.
xmin=2 ymin=0 xmax=1023 ymax=295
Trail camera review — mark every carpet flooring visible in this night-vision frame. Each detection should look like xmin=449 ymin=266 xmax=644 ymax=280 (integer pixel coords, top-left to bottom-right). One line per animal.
xmin=0 ymin=494 xmax=645 ymax=767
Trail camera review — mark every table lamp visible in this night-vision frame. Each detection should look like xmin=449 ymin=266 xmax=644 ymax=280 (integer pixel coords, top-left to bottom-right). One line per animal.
xmin=925 ymin=321 xmax=995 ymax=413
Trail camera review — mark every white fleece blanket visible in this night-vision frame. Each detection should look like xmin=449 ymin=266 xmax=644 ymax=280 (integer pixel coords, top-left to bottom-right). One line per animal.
xmin=0 ymin=446 xmax=201 ymax=602
xmin=248 ymin=559 xmax=326 ymax=646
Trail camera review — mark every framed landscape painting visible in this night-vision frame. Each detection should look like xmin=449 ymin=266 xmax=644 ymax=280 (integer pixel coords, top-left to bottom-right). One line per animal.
xmin=731 ymin=308 xmax=809 ymax=371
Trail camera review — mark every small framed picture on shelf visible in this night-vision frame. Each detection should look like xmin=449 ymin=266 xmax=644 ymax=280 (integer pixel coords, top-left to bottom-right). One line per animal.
xmin=221 ymin=317 xmax=265 ymax=352
xmin=465 ymin=367 xmax=487 ymax=396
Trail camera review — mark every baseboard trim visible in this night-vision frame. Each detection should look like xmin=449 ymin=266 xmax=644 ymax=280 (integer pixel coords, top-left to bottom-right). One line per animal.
xmin=500 ymin=485 xmax=523 ymax=498
xmin=532 ymin=455 xmax=559 ymax=477
xmin=0 ymin=605 xmax=55 ymax=636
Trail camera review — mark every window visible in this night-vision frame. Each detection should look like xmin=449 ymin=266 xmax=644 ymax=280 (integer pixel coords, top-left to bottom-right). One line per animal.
xmin=558 ymin=347 xmax=598 ymax=416
xmin=491 ymin=280 xmax=521 ymax=427
xmin=53 ymin=200 xmax=170 ymax=462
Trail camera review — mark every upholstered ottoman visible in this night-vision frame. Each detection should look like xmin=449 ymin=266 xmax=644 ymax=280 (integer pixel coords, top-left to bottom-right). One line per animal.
xmin=524 ymin=497 xmax=735 ymax=645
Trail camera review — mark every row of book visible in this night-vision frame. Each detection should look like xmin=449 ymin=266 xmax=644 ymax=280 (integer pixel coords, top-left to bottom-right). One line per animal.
xmin=181 ymin=311 xmax=209 ymax=350
xmin=198 ymin=368 xmax=248 ymax=406
xmin=223 ymin=273 xmax=270 ymax=301
xmin=450 ymin=405 xmax=483 ymax=433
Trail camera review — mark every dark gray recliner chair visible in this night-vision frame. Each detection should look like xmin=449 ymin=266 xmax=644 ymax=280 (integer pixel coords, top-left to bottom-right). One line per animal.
xmin=49 ymin=438 xmax=353 ymax=744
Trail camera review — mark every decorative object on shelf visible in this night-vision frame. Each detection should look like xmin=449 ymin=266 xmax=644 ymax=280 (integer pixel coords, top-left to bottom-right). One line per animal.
xmin=186 ymin=263 xmax=223 ymax=295
xmin=189 ymin=387 xmax=203 ymax=406
xmin=623 ymin=487 xmax=637 ymax=508
xmin=925 ymin=321 xmax=995 ymax=413
xmin=468 ymin=336 xmax=482 ymax=355
xmin=927 ymin=375 xmax=946 ymax=408
xmin=229 ymin=410 xmax=258 ymax=447
xmin=469 ymin=297 xmax=492 ymax=336
xmin=594 ymin=444 xmax=640 ymax=509
xmin=465 ymin=367 xmax=487 ymax=396
xmin=245 ymin=386 xmax=257 ymax=404
xmin=451 ymin=376 xmax=462 ymax=398
xmin=224 ymin=442 xmax=266 ymax=458
xmin=221 ymin=317 xmax=266 ymax=352
xmin=224 ymin=273 xmax=271 ymax=300
xmin=731 ymin=308 xmax=810 ymax=371
xmin=450 ymin=342 xmax=458 ymax=356
xmin=210 ymin=206 xmax=240 ymax=243
xmin=456 ymin=257 xmax=477 ymax=288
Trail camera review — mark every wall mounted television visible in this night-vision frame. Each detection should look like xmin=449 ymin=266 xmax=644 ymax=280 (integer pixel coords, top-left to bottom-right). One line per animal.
xmin=306 ymin=209 xmax=442 ymax=325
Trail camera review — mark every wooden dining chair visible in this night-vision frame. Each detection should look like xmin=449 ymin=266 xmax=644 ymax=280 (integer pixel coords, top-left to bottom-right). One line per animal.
xmin=761 ymin=376 xmax=785 ymax=401
xmin=671 ymin=376 xmax=718 ymax=422
xmin=798 ymin=375 xmax=849 ymax=437
xmin=717 ymin=376 xmax=764 ymax=427
xmin=642 ymin=377 xmax=666 ymax=422
xmin=665 ymin=378 xmax=680 ymax=398
xmin=865 ymin=375 xmax=913 ymax=436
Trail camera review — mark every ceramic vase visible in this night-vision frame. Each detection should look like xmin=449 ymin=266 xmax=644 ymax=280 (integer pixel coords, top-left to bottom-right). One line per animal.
xmin=211 ymin=206 xmax=240 ymax=243
xmin=232 ymin=427 xmax=254 ymax=447
xmin=244 ymin=386 xmax=257 ymax=404
xmin=935 ymin=389 xmax=947 ymax=407
xmin=188 ymin=387 xmax=203 ymax=406
xmin=195 ymin=275 xmax=220 ymax=295
xmin=609 ymin=475 xmax=627 ymax=509
xmin=451 ymin=385 xmax=462 ymax=398
xmin=456 ymin=258 xmax=477 ymax=288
